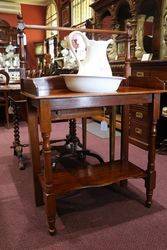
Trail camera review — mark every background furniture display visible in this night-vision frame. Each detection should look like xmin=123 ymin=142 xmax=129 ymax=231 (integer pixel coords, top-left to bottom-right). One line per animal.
xmin=131 ymin=60 xmax=167 ymax=148
xmin=0 ymin=19 xmax=19 ymax=71
xmin=34 ymin=42 xmax=45 ymax=70
xmin=89 ymin=0 xmax=167 ymax=149
xmin=0 ymin=19 xmax=17 ymax=50
xmin=90 ymin=0 xmax=161 ymax=60
xmin=0 ymin=69 xmax=27 ymax=168
xmin=0 ymin=19 xmax=20 ymax=127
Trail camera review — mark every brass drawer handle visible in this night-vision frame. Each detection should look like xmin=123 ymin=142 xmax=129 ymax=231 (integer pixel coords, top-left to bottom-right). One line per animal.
xmin=135 ymin=127 xmax=142 ymax=135
xmin=135 ymin=111 xmax=143 ymax=119
xmin=136 ymin=71 xmax=144 ymax=77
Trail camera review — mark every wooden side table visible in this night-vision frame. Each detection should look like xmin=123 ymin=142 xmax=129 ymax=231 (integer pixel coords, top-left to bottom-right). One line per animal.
xmin=22 ymin=75 xmax=166 ymax=235
xmin=0 ymin=84 xmax=28 ymax=169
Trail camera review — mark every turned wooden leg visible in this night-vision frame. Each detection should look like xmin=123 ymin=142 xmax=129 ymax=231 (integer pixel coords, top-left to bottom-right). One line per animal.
xmin=12 ymin=101 xmax=25 ymax=170
xmin=145 ymin=119 xmax=157 ymax=208
xmin=145 ymin=171 xmax=156 ymax=208
xmin=27 ymin=100 xmax=44 ymax=206
xmin=40 ymin=100 xmax=56 ymax=235
xmin=120 ymin=105 xmax=129 ymax=187
xmin=145 ymin=95 xmax=160 ymax=208
xmin=5 ymin=96 xmax=10 ymax=129
xmin=82 ymin=117 xmax=87 ymax=151
xmin=109 ymin=107 xmax=116 ymax=164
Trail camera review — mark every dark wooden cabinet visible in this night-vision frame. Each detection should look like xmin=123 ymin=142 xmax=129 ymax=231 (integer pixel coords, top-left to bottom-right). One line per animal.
xmin=0 ymin=19 xmax=17 ymax=51
xmin=91 ymin=0 xmax=167 ymax=149
xmin=131 ymin=60 xmax=167 ymax=80
xmin=129 ymin=104 xmax=152 ymax=149
xmin=96 ymin=60 xmax=167 ymax=149
xmin=131 ymin=60 xmax=167 ymax=148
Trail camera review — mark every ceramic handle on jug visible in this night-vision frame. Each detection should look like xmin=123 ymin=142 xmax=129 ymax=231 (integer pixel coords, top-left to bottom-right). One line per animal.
xmin=68 ymin=31 xmax=89 ymax=67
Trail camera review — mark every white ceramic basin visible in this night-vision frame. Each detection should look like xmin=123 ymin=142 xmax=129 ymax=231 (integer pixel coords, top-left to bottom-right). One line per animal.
xmin=61 ymin=74 xmax=125 ymax=93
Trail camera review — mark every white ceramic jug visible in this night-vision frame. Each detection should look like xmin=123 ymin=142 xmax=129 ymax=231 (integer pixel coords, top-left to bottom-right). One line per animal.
xmin=68 ymin=31 xmax=113 ymax=76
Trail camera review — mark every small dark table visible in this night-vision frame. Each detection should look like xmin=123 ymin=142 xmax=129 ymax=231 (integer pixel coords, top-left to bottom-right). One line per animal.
xmin=0 ymin=83 xmax=27 ymax=169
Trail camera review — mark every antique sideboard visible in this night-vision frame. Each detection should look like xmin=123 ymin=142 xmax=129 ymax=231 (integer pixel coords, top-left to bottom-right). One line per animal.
xmin=22 ymin=75 xmax=165 ymax=235
xmin=94 ymin=60 xmax=167 ymax=149
xmin=130 ymin=60 xmax=167 ymax=149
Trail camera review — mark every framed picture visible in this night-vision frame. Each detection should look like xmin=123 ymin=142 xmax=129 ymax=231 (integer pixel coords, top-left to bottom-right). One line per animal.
xmin=62 ymin=3 xmax=71 ymax=27
xmin=141 ymin=53 xmax=153 ymax=61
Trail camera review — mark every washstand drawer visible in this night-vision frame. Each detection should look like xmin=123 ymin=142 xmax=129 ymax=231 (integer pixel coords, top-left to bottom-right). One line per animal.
xmin=132 ymin=70 xmax=150 ymax=77
xmin=130 ymin=104 xmax=149 ymax=109
xmin=129 ymin=122 xmax=150 ymax=143
xmin=130 ymin=107 xmax=151 ymax=123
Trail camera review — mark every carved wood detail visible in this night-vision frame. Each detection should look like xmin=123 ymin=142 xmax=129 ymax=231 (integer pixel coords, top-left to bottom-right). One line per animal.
xmin=91 ymin=0 xmax=137 ymax=58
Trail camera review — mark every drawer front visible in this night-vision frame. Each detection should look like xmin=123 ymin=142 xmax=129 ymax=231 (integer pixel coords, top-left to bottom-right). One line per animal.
xmin=130 ymin=107 xmax=151 ymax=123
xmin=132 ymin=70 xmax=150 ymax=77
xmin=130 ymin=103 xmax=149 ymax=109
xmin=129 ymin=122 xmax=150 ymax=143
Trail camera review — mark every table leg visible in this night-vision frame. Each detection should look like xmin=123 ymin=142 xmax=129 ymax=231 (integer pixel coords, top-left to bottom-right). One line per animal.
xmin=66 ymin=119 xmax=83 ymax=152
xmin=82 ymin=117 xmax=87 ymax=151
xmin=12 ymin=101 xmax=25 ymax=170
xmin=109 ymin=107 xmax=116 ymax=164
xmin=120 ymin=105 xmax=129 ymax=187
xmin=27 ymin=100 xmax=44 ymax=207
xmin=64 ymin=118 xmax=103 ymax=163
xmin=145 ymin=95 xmax=160 ymax=208
xmin=40 ymin=100 xmax=56 ymax=235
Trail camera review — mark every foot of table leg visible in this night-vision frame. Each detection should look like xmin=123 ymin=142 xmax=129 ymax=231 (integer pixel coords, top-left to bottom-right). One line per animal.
xmin=14 ymin=145 xmax=25 ymax=170
xmin=145 ymin=188 xmax=153 ymax=208
xmin=145 ymin=196 xmax=152 ymax=208
xmin=49 ymin=229 xmax=56 ymax=236
xmin=120 ymin=179 xmax=128 ymax=188
xmin=43 ymin=173 xmax=56 ymax=233
xmin=47 ymin=210 xmax=56 ymax=235
xmin=18 ymin=158 xmax=25 ymax=170
xmin=12 ymin=100 xmax=26 ymax=169
xmin=145 ymin=181 xmax=153 ymax=208
xmin=145 ymin=171 xmax=156 ymax=208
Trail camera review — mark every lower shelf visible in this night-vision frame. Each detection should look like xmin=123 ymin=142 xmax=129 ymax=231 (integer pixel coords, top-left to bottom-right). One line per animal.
xmin=38 ymin=161 xmax=146 ymax=196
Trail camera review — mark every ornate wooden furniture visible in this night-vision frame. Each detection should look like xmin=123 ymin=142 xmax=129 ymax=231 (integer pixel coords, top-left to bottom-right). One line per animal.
xmin=131 ymin=60 xmax=167 ymax=148
xmin=0 ymin=19 xmax=17 ymax=51
xmin=22 ymin=74 xmax=165 ymax=235
xmin=0 ymin=70 xmax=10 ymax=127
xmin=9 ymin=92 xmax=28 ymax=170
xmin=94 ymin=59 xmax=167 ymax=148
xmin=0 ymin=79 xmax=28 ymax=169
xmin=90 ymin=0 xmax=161 ymax=60
xmin=90 ymin=0 xmax=166 ymax=141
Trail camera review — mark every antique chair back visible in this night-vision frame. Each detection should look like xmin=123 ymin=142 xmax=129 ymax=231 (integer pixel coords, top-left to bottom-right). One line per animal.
xmin=0 ymin=70 xmax=10 ymax=128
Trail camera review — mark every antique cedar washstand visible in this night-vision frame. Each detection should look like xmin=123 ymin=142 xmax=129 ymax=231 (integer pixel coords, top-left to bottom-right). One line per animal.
xmin=17 ymin=14 xmax=113 ymax=168
xmin=18 ymin=20 xmax=166 ymax=235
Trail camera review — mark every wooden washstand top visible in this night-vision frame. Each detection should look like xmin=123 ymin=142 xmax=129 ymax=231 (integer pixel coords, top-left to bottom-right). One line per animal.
xmin=21 ymin=75 xmax=166 ymax=100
